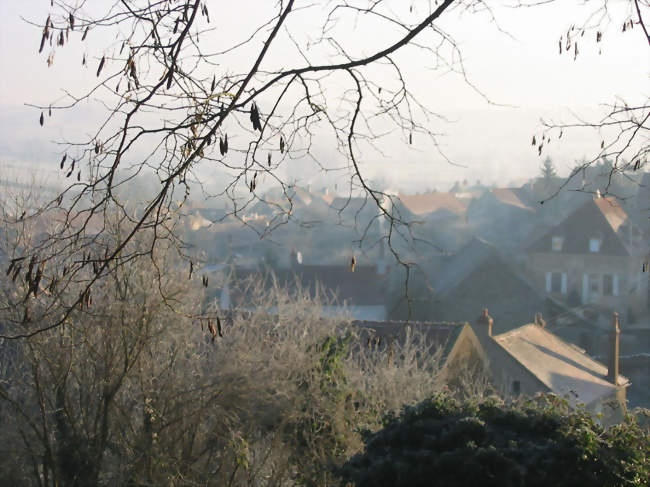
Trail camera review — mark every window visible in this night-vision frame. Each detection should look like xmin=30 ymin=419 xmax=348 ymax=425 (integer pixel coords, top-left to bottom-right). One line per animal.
xmin=546 ymin=272 xmax=567 ymax=294
xmin=551 ymin=273 xmax=562 ymax=293
xmin=588 ymin=274 xmax=601 ymax=299
xmin=589 ymin=238 xmax=601 ymax=252
xmin=603 ymin=274 xmax=613 ymax=296
xmin=551 ymin=236 xmax=564 ymax=252
xmin=603 ymin=274 xmax=618 ymax=296
xmin=512 ymin=380 xmax=521 ymax=395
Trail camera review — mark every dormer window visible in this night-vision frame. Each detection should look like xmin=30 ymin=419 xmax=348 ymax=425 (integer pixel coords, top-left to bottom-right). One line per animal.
xmin=551 ymin=236 xmax=564 ymax=252
xmin=589 ymin=238 xmax=601 ymax=253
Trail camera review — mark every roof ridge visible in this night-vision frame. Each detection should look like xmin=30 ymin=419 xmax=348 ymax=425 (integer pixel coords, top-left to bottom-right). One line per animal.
xmin=493 ymin=322 xmax=536 ymax=338
xmin=353 ymin=319 xmax=467 ymax=327
xmin=526 ymin=196 xmax=631 ymax=255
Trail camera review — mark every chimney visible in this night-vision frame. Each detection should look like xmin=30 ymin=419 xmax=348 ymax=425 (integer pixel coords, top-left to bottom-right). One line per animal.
xmin=607 ymin=312 xmax=621 ymax=385
xmin=476 ymin=308 xmax=493 ymax=337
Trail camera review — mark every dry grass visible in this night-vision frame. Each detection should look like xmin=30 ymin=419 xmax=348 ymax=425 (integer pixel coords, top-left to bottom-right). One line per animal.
xmin=0 ymin=255 xmax=487 ymax=486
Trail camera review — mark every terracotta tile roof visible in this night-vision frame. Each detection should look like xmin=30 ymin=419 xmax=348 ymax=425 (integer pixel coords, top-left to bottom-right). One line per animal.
xmin=187 ymin=211 xmax=213 ymax=230
xmin=593 ymin=197 xmax=628 ymax=233
xmin=527 ymin=197 xmax=630 ymax=256
xmin=494 ymin=324 xmax=629 ymax=406
xmin=398 ymin=192 xmax=468 ymax=217
xmin=310 ymin=188 xmax=336 ymax=205
xmin=490 ymin=188 xmax=535 ymax=211
xmin=319 ymin=192 xmax=335 ymax=205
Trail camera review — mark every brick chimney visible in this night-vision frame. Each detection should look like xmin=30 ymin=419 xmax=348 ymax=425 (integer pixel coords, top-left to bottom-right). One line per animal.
xmin=476 ymin=308 xmax=493 ymax=337
xmin=607 ymin=312 xmax=621 ymax=385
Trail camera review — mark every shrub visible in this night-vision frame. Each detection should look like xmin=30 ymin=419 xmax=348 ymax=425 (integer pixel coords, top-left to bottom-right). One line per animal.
xmin=341 ymin=394 xmax=650 ymax=487
xmin=1 ymin=258 xmax=457 ymax=486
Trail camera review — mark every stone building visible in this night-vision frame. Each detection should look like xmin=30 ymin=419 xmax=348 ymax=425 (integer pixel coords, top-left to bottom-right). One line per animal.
xmin=471 ymin=310 xmax=629 ymax=426
xmin=354 ymin=310 xmax=630 ymax=425
xmin=526 ymin=195 xmax=649 ymax=320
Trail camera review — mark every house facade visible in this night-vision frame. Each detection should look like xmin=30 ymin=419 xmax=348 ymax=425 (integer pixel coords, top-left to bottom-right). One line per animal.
xmin=526 ymin=196 xmax=648 ymax=320
xmin=397 ymin=191 xmax=468 ymax=222
xmin=471 ymin=309 xmax=629 ymax=426
xmin=357 ymin=309 xmax=630 ymax=425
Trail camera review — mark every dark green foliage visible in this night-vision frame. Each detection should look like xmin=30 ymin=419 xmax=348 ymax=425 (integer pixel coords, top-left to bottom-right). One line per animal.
xmin=341 ymin=394 xmax=650 ymax=487
xmin=289 ymin=333 xmax=358 ymax=485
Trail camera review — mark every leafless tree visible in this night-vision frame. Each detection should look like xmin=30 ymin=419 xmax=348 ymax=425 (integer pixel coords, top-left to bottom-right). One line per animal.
xmin=1 ymin=242 xmax=467 ymax=486
xmin=5 ymin=0 xmax=647 ymax=337
xmin=522 ymin=0 xmax=649 ymax=199
xmin=9 ymin=0 xmax=476 ymax=336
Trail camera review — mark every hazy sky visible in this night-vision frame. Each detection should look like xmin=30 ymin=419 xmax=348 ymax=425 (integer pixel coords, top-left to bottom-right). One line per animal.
xmin=0 ymin=1 xmax=647 ymax=192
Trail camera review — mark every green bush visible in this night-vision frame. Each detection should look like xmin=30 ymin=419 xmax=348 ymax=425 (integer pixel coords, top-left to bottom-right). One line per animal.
xmin=341 ymin=394 xmax=650 ymax=487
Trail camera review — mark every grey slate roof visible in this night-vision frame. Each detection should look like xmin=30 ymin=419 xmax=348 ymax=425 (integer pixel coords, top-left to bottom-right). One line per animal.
xmin=352 ymin=320 xmax=468 ymax=361
xmin=493 ymin=324 xmax=629 ymax=406
xmin=226 ymin=264 xmax=388 ymax=307
xmin=434 ymin=237 xmax=498 ymax=295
